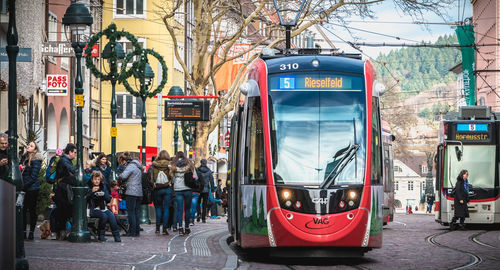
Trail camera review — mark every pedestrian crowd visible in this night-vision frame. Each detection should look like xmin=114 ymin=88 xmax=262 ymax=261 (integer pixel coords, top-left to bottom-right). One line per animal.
xmin=0 ymin=132 xmax=228 ymax=243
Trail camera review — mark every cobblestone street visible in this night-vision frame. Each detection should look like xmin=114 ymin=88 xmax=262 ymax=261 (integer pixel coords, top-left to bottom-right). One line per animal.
xmin=24 ymin=214 xmax=500 ymax=269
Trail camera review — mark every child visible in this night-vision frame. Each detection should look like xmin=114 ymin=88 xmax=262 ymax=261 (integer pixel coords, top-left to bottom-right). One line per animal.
xmin=87 ymin=171 xmax=121 ymax=242
xmin=108 ymin=180 xmax=120 ymax=215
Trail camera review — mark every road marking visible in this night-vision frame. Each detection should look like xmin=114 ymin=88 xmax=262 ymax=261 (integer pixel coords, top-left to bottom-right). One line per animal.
xmin=393 ymin=221 xmax=407 ymax=227
xmin=153 ymin=228 xmax=225 ymax=269
xmin=136 ymin=254 xmax=157 ymax=264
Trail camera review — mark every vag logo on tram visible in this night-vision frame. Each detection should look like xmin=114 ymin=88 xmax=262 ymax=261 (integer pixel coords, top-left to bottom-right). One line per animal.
xmin=312 ymin=197 xmax=329 ymax=204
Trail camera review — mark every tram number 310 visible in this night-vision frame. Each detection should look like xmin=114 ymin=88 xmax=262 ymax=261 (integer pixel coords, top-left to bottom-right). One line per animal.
xmin=280 ymin=63 xmax=299 ymax=70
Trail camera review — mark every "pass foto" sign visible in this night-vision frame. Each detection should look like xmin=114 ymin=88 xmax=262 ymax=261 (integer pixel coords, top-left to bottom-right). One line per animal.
xmin=46 ymin=74 xmax=68 ymax=96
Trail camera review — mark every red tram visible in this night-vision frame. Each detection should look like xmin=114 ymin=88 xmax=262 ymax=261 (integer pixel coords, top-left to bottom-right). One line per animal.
xmin=227 ymin=50 xmax=388 ymax=256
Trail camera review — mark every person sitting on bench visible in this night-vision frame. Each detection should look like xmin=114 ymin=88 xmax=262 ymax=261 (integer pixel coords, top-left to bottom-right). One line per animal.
xmin=87 ymin=171 xmax=121 ymax=242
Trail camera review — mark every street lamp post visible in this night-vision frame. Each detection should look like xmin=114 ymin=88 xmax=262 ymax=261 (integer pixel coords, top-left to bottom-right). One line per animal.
xmin=84 ymin=23 xmax=139 ymax=180
xmin=6 ymin=0 xmax=29 ymax=268
xmin=62 ymin=1 xmax=93 ymax=243
xmin=272 ymin=0 xmax=307 ymax=52
xmin=120 ymin=49 xmax=168 ymax=224
xmin=167 ymin=86 xmax=184 ymax=154
xmin=102 ymin=41 xmax=125 ymax=178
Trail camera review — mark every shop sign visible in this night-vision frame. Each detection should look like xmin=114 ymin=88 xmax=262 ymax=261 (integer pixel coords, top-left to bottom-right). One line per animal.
xmin=46 ymin=74 xmax=68 ymax=96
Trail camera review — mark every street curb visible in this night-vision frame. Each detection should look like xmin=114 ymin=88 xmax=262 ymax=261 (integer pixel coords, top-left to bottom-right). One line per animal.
xmin=218 ymin=232 xmax=238 ymax=270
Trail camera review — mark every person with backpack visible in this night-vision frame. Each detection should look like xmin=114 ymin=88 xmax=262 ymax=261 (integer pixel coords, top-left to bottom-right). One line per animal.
xmin=196 ymin=159 xmax=214 ymax=223
xmin=20 ymin=141 xmax=43 ymax=240
xmin=148 ymin=150 xmax=172 ymax=235
xmin=170 ymin=151 xmax=195 ymax=236
xmin=52 ymin=143 xmax=78 ymax=240
xmin=117 ymin=152 xmax=143 ymax=237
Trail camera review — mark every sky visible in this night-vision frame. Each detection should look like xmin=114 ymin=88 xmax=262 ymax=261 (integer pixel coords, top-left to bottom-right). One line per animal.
xmin=321 ymin=0 xmax=473 ymax=60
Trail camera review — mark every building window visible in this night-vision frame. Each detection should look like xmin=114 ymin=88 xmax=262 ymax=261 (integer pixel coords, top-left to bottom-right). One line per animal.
xmin=117 ymin=37 xmax=145 ymax=67
xmin=408 ymin=181 xmax=414 ymax=191
xmin=115 ymin=0 xmax=145 ymax=17
xmin=47 ymin=12 xmax=57 ymax=64
xmin=394 ymin=165 xmax=402 ymax=172
xmin=116 ymin=93 xmax=143 ymax=123
xmin=421 ymin=165 xmax=428 ymax=174
xmin=91 ymin=108 xmax=99 ymax=139
xmin=395 ymin=181 xmax=398 ymax=191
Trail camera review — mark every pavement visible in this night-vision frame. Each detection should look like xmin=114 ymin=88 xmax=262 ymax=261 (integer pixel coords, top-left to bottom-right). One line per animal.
xmin=25 ymin=217 xmax=234 ymax=270
xmin=24 ymin=213 xmax=500 ymax=270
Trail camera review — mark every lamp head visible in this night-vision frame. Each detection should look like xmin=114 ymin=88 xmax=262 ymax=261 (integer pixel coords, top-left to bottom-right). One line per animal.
xmin=144 ymin=63 xmax=154 ymax=85
xmin=102 ymin=42 xmax=125 ymax=62
xmin=62 ymin=2 xmax=93 ymax=43
xmin=168 ymin=86 xmax=184 ymax=97
xmin=272 ymin=0 xmax=307 ymax=26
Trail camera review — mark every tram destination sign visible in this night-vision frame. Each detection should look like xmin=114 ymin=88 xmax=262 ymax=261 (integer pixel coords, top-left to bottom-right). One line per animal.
xmin=451 ymin=123 xmax=492 ymax=143
xmin=164 ymin=100 xmax=210 ymax=121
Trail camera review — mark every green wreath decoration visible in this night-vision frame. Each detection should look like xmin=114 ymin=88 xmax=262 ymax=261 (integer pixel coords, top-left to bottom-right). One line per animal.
xmin=84 ymin=23 xmax=142 ymax=82
xmin=118 ymin=48 xmax=168 ymax=99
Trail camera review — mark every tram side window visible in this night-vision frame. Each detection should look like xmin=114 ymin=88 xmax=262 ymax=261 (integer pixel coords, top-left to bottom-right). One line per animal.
xmin=371 ymin=97 xmax=382 ymax=184
xmin=245 ymin=97 xmax=266 ymax=185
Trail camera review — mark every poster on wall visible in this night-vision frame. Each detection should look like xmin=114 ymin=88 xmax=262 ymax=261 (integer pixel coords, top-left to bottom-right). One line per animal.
xmin=46 ymin=74 xmax=68 ymax=96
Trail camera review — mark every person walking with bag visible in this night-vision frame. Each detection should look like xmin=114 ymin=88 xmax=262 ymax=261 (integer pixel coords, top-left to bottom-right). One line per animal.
xmin=117 ymin=152 xmax=143 ymax=237
xmin=196 ymin=159 xmax=214 ymax=223
xmin=148 ymin=150 xmax=173 ymax=235
xmin=170 ymin=151 xmax=195 ymax=236
xmin=450 ymin=169 xmax=470 ymax=230
xmin=20 ymin=141 xmax=43 ymax=240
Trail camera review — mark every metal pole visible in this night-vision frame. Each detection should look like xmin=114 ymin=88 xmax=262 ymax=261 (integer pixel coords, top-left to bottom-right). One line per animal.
xmin=174 ymin=121 xmax=179 ymax=154
xmin=7 ymin=0 xmax=28 ymax=268
xmin=141 ymin=97 xmax=147 ymax=167
xmin=68 ymin=42 xmax=91 ymax=243
xmin=110 ymin=72 xmax=117 ymax=179
xmin=285 ymin=25 xmax=291 ymax=52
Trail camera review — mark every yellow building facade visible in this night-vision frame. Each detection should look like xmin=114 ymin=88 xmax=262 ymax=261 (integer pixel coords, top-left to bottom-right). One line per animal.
xmin=100 ymin=0 xmax=185 ymax=158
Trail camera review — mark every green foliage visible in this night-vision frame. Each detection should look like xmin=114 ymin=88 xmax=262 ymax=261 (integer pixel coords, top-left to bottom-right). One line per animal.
xmin=375 ymin=34 xmax=461 ymax=93
xmin=258 ymin=190 xmax=265 ymax=227
xmin=252 ymin=188 xmax=258 ymax=226
xmin=36 ymin=162 xmax=53 ymax=216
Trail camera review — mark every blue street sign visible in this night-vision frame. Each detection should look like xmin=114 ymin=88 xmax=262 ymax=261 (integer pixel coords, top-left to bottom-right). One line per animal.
xmin=0 ymin=48 xmax=32 ymax=62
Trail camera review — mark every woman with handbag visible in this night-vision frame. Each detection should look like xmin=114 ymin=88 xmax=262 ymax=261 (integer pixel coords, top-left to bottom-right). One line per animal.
xmin=117 ymin=152 xmax=143 ymax=237
xmin=170 ymin=151 xmax=195 ymax=236
xmin=148 ymin=150 xmax=172 ymax=235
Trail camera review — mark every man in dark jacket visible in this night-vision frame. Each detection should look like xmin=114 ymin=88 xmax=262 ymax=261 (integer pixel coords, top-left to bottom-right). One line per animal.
xmin=52 ymin=143 xmax=78 ymax=239
xmin=0 ymin=133 xmax=8 ymax=180
xmin=196 ymin=159 xmax=214 ymax=223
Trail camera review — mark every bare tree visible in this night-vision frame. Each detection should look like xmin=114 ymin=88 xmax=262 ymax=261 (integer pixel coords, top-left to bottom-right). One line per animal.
xmin=158 ymin=0 xmax=456 ymax=162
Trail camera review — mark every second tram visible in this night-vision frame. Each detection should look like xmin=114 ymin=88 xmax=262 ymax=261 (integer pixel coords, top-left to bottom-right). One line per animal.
xmin=435 ymin=106 xmax=500 ymax=225
xmin=227 ymin=50 xmax=388 ymax=256
xmin=381 ymin=121 xmax=395 ymax=225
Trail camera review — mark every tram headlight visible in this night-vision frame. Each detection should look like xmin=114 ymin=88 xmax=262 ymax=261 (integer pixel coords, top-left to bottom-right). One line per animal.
xmin=312 ymin=59 xmax=320 ymax=67
xmin=282 ymin=190 xmax=291 ymax=200
xmin=349 ymin=191 xmax=357 ymax=200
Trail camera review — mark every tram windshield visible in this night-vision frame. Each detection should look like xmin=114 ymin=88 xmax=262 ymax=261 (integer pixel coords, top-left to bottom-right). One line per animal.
xmin=269 ymin=72 xmax=366 ymax=186
xmin=444 ymin=145 xmax=496 ymax=188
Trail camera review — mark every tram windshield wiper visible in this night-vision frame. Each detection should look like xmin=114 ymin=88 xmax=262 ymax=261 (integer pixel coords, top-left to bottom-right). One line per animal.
xmin=320 ymin=143 xmax=360 ymax=189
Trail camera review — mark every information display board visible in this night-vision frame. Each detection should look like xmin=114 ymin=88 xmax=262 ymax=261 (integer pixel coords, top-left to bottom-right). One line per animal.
xmin=164 ymin=100 xmax=210 ymax=121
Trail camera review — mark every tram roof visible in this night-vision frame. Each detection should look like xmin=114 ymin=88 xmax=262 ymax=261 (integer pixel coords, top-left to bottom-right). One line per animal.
xmin=263 ymin=54 xmax=366 ymax=75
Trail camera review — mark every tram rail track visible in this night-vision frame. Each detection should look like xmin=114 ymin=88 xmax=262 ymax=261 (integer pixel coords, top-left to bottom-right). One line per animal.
xmin=426 ymin=231 xmax=483 ymax=270
xmin=469 ymin=231 xmax=498 ymax=249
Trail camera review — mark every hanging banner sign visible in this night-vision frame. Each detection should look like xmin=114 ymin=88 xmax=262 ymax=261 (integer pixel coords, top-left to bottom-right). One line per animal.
xmin=455 ymin=25 xmax=476 ymax=106
xmin=46 ymin=74 xmax=69 ymax=96
xmin=0 ymin=48 xmax=32 ymax=62
xmin=40 ymin=42 xmax=74 ymax=57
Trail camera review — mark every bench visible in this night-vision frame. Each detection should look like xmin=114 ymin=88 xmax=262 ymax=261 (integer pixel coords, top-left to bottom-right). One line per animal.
xmin=87 ymin=214 xmax=129 ymax=241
